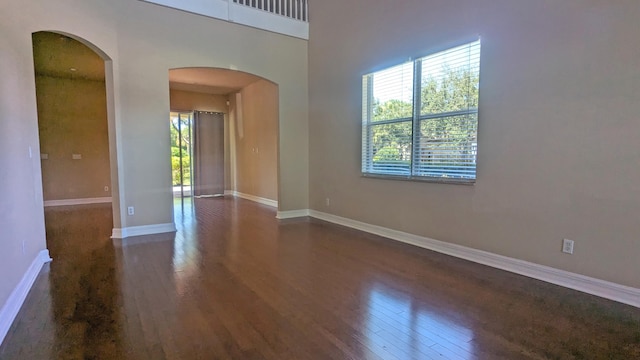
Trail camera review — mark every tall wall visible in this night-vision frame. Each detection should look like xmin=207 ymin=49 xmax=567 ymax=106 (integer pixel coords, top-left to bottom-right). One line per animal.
xmin=0 ymin=6 xmax=48 ymax=314
xmin=0 ymin=0 xmax=307 ymax=317
xmin=231 ymin=79 xmax=279 ymax=201
xmin=308 ymin=0 xmax=640 ymax=288
xmin=36 ymin=76 xmax=111 ymax=201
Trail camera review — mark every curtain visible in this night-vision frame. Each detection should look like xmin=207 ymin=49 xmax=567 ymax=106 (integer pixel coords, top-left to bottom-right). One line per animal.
xmin=192 ymin=112 xmax=225 ymax=196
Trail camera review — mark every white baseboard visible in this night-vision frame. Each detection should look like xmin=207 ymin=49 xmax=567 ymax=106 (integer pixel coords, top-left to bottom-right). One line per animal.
xmin=44 ymin=197 xmax=112 ymax=207
xmin=276 ymin=209 xmax=310 ymax=219
xmin=0 ymin=250 xmax=52 ymax=345
xmin=111 ymin=223 xmax=176 ymax=239
xmin=307 ymin=209 xmax=640 ymax=308
xmin=227 ymin=191 xmax=278 ymax=208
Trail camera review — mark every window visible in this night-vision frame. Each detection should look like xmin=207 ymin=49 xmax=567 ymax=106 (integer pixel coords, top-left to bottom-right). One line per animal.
xmin=361 ymin=40 xmax=481 ymax=183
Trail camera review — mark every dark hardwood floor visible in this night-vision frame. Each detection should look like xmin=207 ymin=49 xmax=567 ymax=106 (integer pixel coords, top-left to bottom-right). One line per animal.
xmin=1 ymin=197 xmax=639 ymax=359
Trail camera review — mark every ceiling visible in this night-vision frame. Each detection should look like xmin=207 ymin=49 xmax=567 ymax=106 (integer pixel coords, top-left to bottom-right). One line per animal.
xmin=32 ymin=32 xmax=105 ymax=81
xmin=169 ymin=68 xmax=262 ymax=95
xmin=32 ymin=32 xmax=262 ymax=95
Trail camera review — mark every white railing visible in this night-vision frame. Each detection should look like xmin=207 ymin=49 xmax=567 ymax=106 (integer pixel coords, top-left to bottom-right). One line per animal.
xmin=140 ymin=0 xmax=309 ymax=39
xmin=233 ymin=0 xmax=308 ymax=22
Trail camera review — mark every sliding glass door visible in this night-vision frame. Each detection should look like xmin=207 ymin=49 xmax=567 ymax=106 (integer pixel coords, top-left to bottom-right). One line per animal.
xmin=170 ymin=112 xmax=193 ymax=209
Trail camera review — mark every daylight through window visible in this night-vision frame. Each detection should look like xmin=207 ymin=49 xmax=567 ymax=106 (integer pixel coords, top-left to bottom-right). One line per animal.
xmin=361 ymin=40 xmax=481 ymax=182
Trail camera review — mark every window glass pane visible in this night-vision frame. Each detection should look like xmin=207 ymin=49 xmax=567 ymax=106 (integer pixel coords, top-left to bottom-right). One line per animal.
xmin=370 ymin=62 xmax=414 ymax=122
xmin=361 ymin=40 xmax=480 ymax=181
xmin=416 ymin=113 xmax=478 ymax=179
xmin=369 ymin=121 xmax=412 ymax=175
xmin=420 ymin=42 xmax=480 ymax=115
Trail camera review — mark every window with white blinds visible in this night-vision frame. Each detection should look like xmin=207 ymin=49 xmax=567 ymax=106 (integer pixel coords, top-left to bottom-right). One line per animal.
xmin=362 ymin=40 xmax=481 ymax=182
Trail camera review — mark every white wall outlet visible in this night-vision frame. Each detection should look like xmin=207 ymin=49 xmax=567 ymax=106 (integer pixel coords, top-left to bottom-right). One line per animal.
xmin=104 ymin=186 xmax=109 ymax=192
xmin=325 ymin=198 xmax=330 ymax=206
xmin=127 ymin=206 xmax=135 ymax=216
xmin=562 ymin=239 xmax=574 ymax=254
xmin=41 ymin=153 xmax=49 ymax=160
xmin=72 ymin=154 xmax=82 ymax=160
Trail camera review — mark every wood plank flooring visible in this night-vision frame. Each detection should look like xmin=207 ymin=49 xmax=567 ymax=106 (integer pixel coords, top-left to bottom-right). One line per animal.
xmin=1 ymin=197 xmax=639 ymax=359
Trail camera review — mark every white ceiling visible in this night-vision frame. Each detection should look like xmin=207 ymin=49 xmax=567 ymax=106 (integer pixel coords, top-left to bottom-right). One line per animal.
xmin=33 ymin=32 xmax=105 ymax=81
xmin=169 ymin=68 xmax=262 ymax=95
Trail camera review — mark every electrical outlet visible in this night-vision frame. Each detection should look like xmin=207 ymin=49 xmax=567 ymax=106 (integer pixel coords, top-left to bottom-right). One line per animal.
xmin=325 ymin=198 xmax=330 ymax=206
xmin=127 ymin=206 xmax=135 ymax=216
xmin=562 ymin=239 xmax=574 ymax=254
xmin=104 ymin=186 xmax=109 ymax=192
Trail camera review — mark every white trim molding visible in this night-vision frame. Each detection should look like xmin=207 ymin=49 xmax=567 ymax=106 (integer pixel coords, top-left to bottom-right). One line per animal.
xmin=307 ymin=210 xmax=640 ymax=308
xmin=44 ymin=197 xmax=112 ymax=207
xmin=228 ymin=191 xmax=278 ymax=208
xmin=276 ymin=209 xmax=310 ymax=219
xmin=0 ymin=250 xmax=52 ymax=344
xmin=111 ymin=223 xmax=176 ymax=239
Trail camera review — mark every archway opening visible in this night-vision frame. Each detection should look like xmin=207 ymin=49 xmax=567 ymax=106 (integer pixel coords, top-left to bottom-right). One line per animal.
xmin=168 ymin=67 xmax=280 ymax=220
xmin=31 ymin=31 xmax=120 ymax=242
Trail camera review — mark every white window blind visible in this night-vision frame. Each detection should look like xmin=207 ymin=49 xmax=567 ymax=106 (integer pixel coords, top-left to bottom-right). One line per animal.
xmin=362 ymin=40 xmax=481 ymax=182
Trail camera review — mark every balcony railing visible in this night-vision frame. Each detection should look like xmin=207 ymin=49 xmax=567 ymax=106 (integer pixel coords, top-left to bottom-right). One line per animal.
xmin=233 ymin=0 xmax=308 ymax=22
xmin=140 ymin=0 xmax=309 ymax=39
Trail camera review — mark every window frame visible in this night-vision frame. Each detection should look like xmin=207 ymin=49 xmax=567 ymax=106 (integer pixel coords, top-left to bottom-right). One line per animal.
xmin=361 ymin=40 xmax=481 ymax=185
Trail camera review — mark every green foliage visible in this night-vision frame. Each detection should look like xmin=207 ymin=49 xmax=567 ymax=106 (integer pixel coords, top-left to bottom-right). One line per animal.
xmin=171 ymin=155 xmax=191 ymax=186
xmin=370 ymin=99 xmax=414 ymax=164
xmin=370 ymin=122 xmax=412 ymax=163
xmin=373 ymin=99 xmax=413 ymax=121
xmin=419 ymin=68 xmax=479 ymax=167
xmin=170 ymin=115 xmax=192 ymax=186
xmin=373 ymin=146 xmax=401 ymax=162
xmin=421 ymin=66 xmax=479 ymax=115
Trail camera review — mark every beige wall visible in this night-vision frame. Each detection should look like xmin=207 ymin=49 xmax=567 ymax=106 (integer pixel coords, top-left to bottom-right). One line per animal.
xmin=36 ymin=76 xmax=111 ymax=200
xmin=231 ymin=79 xmax=279 ymax=201
xmin=0 ymin=11 xmax=47 ymax=311
xmin=0 ymin=0 xmax=307 ymax=313
xmin=308 ymin=0 xmax=640 ymax=288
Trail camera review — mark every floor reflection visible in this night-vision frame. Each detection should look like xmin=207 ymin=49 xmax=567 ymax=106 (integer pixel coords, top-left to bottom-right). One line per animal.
xmin=46 ymin=204 xmax=123 ymax=359
xmin=366 ymin=283 xmax=474 ymax=359
xmin=1 ymin=199 xmax=639 ymax=359
xmin=172 ymin=196 xmax=198 ymax=267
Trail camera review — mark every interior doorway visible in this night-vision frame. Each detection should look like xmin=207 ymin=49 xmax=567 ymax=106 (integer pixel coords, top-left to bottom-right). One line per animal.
xmin=31 ymin=30 xmax=123 ymax=236
xmin=171 ymin=111 xmax=226 ymax=208
xmin=168 ymin=67 xmax=280 ymax=215
xmin=32 ymin=31 xmax=118 ymax=241
xmin=33 ymin=32 xmax=112 ymax=205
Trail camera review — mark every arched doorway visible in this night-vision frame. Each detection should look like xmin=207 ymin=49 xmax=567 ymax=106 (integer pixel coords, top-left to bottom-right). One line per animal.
xmin=168 ymin=67 xmax=280 ymax=216
xmin=31 ymin=31 xmax=122 ymax=238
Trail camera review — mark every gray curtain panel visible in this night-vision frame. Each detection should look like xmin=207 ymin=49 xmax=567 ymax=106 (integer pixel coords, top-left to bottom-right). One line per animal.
xmin=193 ymin=112 xmax=225 ymax=196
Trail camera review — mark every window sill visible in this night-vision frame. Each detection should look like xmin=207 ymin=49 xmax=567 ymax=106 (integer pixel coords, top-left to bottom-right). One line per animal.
xmin=361 ymin=173 xmax=476 ymax=186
